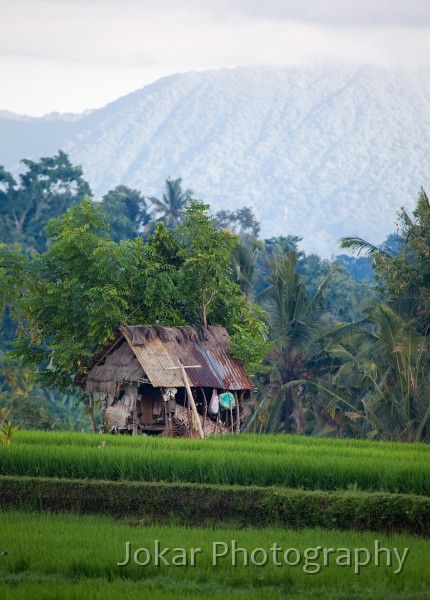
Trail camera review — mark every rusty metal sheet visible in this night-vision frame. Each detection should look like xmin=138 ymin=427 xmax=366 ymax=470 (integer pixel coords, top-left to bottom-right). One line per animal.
xmin=122 ymin=329 xmax=183 ymax=388
xmin=121 ymin=325 xmax=253 ymax=390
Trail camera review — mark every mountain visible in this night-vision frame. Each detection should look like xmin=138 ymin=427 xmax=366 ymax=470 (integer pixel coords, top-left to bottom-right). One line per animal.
xmin=1 ymin=66 xmax=429 ymax=256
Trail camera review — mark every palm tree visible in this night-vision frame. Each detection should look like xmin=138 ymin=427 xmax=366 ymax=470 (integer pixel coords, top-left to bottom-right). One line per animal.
xmin=287 ymin=302 xmax=430 ymax=441
xmin=252 ymin=251 xmax=336 ymax=434
xmin=230 ymin=234 xmax=262 ymax=298
xmin=339 ymin=188 xmax=430 ymax=333
xmin=147 ymin=177 xmax=193 ymax=230
xmin=326 ymin=303 xmax=430 ymax=441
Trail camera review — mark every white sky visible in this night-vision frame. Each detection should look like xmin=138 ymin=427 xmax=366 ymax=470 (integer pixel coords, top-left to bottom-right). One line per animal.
xmin=1 ymin=0 xmax=430 ymax=116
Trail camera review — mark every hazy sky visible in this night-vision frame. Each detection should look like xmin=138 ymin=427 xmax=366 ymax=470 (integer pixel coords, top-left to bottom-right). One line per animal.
xmin=1 ymin=0 xmax=429 ymax=116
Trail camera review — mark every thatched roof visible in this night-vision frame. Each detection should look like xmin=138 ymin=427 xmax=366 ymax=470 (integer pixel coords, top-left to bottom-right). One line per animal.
xmin=85 ymin=340 xmax=145 ymax=395
xmin=84 ymin=325 xmax=252 ymax=393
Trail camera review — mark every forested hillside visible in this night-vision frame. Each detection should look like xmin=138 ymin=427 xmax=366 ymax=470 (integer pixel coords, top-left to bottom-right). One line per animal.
xmin=1 ymin=67 xmax=430 ymax=256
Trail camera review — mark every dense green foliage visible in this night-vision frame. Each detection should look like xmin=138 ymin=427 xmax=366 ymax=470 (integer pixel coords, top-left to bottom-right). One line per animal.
xmin=0 ymin=353 xmax=88 ymax=431
xmin=340 ymin=188 xmax=430 ymax=332
xmin=329 ymin=189 xmax=430 ymax=441
xmin=2 ymin=475 xmax=429 ymax=535
xmin=100 ymin=185 xmax=151 ymax=242
xmin=8 ymin=199 xmax=133 ymax=390
xmin=0 ymin=150 xmax=428 ymax=441
xmin=1 ymin=195 xmax=268 ymax=396
xmin=323 ymin=303 xmax=430 ymax=442
xmin=177 ymin=200 xmax=238 ymax=327
xmin=0 ymin=151 xmax=91 ymax=253
xmin=253 ymin=235 xmax=376 ymax=324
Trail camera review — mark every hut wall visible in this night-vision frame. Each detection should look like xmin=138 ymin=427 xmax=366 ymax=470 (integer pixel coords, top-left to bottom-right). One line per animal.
xmin=136 ymin=384 xmax=164 ymax=425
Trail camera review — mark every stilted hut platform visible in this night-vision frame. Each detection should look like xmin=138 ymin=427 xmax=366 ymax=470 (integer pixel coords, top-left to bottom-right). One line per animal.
xmin=80 ymin=325 xmax=253 ymax=437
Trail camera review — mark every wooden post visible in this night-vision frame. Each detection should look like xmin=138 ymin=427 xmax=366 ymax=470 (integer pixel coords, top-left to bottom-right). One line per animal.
xmin=164 ymin=364 xmax=203 ymax=439
xmin=186 ymin=387 xmax=192 ymax=438
xmin=234 ymin=390 xmax=240 ymax=434
xmin=132 ymin=397 xmax=138 ymax=436
xmin=88 ymin=392 xmax=97 ymax=433
xmin=180 ymin=363 xmax=204 ymax=439
xmin=167 ymin=396 xmax=172 ymax=427
xmin=201 ymin=388 xmax=208 ymax=433
xmin=163 ymin=399 xmax=169 ymax=434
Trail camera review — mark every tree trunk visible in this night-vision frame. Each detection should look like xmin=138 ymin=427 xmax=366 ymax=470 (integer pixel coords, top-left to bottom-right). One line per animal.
xmin=201 ymin=299 xmax=207 ymax=328
xmin=133 ymin=398 xmax=138 ymax=436
xmin=88 ymin=393 xmax=97 ymax=433
xmin=284 ymin=388 xmax=293 ymax=434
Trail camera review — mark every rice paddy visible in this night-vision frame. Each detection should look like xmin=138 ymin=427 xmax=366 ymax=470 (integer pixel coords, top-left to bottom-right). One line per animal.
xmin=1 ymin=431 xmax=429 ymax=494
xmin=1 ymin=431 xmax=429 ymax=598
xmin=1 ymin=511 xmax=429 ymax=599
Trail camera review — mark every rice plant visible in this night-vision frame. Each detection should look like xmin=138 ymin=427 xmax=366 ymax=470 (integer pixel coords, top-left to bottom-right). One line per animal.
xmin=0 ymin=431 xmax=429 ymax=494
xmin=1 ymin=511 xmax=429 ymax=599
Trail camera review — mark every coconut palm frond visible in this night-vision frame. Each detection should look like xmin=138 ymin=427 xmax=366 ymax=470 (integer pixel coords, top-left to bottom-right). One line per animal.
xmin=313 ymin=318 xmax=370 ymax=347
xmin=285 ymin=379 xmax=356 ymax=412
xmin=338 ymin=236 xmax=389 ymax=261
xmin=309 ymin=265 xmax=340 ymax=310
xmin=146 ymin=178 xmax=193 ymax=229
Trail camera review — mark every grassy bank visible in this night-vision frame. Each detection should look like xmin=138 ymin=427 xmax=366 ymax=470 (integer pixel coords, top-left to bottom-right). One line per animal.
xmin=1 ymin=476 xmax=429 ymax=535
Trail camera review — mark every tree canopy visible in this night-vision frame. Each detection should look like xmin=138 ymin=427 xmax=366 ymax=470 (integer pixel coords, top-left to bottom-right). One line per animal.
xmin=1 ymin=150 xmax=428 ymax=441
xmin=340 ymin=188 xmax=430 ymax=332
xmin=147 ymin=177 xmax=193 ymax=230
xmin=1 ymin=197 xmax=268 ymax=394
xmin=100 ymin=185 xmax=151 ymax=242
xmin=0 ymin=151 xmax=91 ymax=253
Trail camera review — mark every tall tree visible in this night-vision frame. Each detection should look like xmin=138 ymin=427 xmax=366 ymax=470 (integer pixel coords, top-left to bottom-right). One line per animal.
xmin=0 ymin=166 xmax=18 ymax=244
xmin=318 ymin=303 xmax=430 ymax=442
xmin=340 ymin=187 xmax=430 ymax=332
xmin=249 ymin=250 xmax=367 ymax=435
xmin=230 ymin=234 xmax=262 ymax=298
xmin=176 ymin=200 xmax=238 ymax=328
xmin=10 ymin=198 xmax=130 ymax=391
xmin=101 ymin=185 xmax=151 ymax=242
xmin=297 ymin=253 xmax=375 ymax=323
xmin=147 ymin=177 xmax=193 ymax=230
xmin=2 ymin=198 xmax=268 ymax=399
xmin=254 ymin=251 xmax=333 ymax=434
xmin=0 ymin=151 xmax=91 ymax=253
xmin=215 ymin=207 xmax=260 ymax=237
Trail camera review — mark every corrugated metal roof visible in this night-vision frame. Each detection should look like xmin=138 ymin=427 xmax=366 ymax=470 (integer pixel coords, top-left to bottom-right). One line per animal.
xmin=121 ymin=325 xmax=252 ymax=390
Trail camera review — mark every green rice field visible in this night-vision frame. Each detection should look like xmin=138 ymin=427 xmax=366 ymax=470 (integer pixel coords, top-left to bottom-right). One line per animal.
xmin=1 ymin=511 xmax=429 ymax=600
xmin=1 ymin=431 xmax=429 ymax=494
xmin=1 ymin=431 xmax=429 ymax=598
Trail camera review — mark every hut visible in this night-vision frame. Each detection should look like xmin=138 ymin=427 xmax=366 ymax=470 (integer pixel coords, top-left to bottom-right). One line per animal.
xmin=81 ymin=325 xmax=253 ymax=437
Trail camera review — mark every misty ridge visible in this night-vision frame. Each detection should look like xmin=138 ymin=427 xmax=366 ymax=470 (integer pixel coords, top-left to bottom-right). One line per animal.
xmin=1 ymin=65 xmax=429 ymax=256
